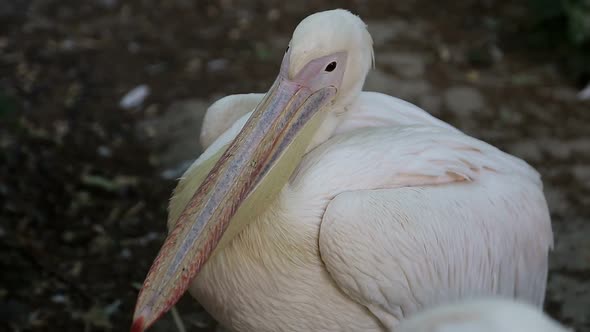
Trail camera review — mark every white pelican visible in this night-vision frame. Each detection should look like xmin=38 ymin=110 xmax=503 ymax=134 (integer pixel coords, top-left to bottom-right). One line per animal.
xmin=132 ymin=9 xmax=553 ymax=332
xmin=396 ymin=298 xmax=569 ymax=332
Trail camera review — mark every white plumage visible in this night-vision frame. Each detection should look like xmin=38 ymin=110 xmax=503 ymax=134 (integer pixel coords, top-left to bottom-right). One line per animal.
xmin=160 ymin=9 xmax=553 ymax=332
xmin=396 ymin=298 xmax=569 ymax=332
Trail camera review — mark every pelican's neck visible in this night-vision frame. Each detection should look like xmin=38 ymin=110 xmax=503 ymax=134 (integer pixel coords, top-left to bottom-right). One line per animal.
xmin=304 ymin=93 xmax=360 ymax=153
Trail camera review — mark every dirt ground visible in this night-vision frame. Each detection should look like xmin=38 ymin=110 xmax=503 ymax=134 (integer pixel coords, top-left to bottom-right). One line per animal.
xmin=1 ymin=0 xmax=589 ymax=331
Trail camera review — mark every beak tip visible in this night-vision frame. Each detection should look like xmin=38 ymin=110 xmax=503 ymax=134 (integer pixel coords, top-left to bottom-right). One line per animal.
xmin=131 ymin=305 xmax=153 ymax=332
xmin=130 ymin=315 xmax=145 ymax=332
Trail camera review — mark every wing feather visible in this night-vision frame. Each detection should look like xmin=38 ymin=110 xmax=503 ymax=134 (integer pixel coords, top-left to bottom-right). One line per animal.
xmin=200 ymin=93 xmax=263 ymax=148
xmin=319 ymin=176 xmax=552 ymax=330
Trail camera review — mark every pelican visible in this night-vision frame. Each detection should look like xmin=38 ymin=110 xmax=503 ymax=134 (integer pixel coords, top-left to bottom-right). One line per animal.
xmin=132 ymin=9 xmax=553 ymax=332
xmin=396 ymin=298 xmax=569 ymax=332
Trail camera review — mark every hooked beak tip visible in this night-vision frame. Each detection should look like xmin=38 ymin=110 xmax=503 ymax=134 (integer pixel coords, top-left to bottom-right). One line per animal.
xmin=130 ymin=316 xmax=145 ymax=332
xmin=131 ymin=306 xmax=154 ymax=332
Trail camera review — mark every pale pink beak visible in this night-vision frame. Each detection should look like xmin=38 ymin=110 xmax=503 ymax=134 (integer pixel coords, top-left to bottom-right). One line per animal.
xmin=131 ymin=49 xmax=347 ymax=332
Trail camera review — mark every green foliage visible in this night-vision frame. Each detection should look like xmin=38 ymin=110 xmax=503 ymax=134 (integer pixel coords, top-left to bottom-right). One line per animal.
xmin=564 ymin=0 xmax=590 ymax=44
xmin=527 ymin=0 xmax=590 ymax=83
xmin=529 ymin=0 xmax=590 ymax=45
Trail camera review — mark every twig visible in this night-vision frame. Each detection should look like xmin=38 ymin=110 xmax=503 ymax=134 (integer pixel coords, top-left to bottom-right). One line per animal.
xmin=171 ymin=306 xmax=186 ymax=332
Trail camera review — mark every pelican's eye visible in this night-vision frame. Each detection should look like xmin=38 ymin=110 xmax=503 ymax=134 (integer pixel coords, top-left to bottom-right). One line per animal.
xmin=286 ymin=46 xmax=289 ymax=53
xmin=325 ymin=62 xmax=337 ymax=72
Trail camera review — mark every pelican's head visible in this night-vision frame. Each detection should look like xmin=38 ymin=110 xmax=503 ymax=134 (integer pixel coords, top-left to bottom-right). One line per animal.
xmin=286 ymin=9 xmax=374 ymax=107
xmin=131 ymin=10 xmax=374 ymax=332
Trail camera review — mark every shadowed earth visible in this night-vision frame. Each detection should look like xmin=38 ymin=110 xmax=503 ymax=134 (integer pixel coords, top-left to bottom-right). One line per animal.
xmin=1 ymin=1 xmax=589 ymax=331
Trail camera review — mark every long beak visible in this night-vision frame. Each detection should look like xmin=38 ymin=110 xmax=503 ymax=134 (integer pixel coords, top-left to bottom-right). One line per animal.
xmin=131 ymin=68 xmax=338 ymax=332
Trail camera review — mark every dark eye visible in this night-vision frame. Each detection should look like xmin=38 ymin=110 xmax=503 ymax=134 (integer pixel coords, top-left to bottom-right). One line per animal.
xmin=325 ymin=61 xmax=337 ymax=72
xmin=285 ymin=46 xmax=289 ymax=53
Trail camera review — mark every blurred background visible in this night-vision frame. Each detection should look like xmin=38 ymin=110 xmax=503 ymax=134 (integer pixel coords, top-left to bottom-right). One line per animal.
xmin=1 ymin=0 xmax=589 ymax=331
